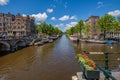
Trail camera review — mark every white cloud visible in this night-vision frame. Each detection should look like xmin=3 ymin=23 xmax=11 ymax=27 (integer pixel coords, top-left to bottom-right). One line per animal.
xmin=51 ymin=17 xmax=56 ymax=20
xmin=55 ymin=23 xmax=64 ymax=27
xmin=59 ymin=15 xmax=69 ymax=21
xmin=108 ymin=10 xmax=120 ymax=16
xmin=97 ymin=1 xmax=104 ymax=8
xmin=70 ymin=16 xmax=77 ymax=20
xmin=64 ymin=22 xmax=77 ymax=31
xmin=55 ymin=22 xmax=77 ymax=31
xmin=0 ymin=0 xmax=9 ymax=5
xmin=47 ymin=8 xmax=53 ymax=13
xmin=59 ymin=15 xmax=77 ymax=21
xmin=66 ymin=22 xmax=77 ymax=29
xmin=31 ymin=12 xmax=48 ymax=21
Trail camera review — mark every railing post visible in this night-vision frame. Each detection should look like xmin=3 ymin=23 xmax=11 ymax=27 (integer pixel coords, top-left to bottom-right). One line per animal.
xmin=104 ymin=52 xmax=108 ymax=70
xmin=104 ymin=52 xmax=111 ymax=80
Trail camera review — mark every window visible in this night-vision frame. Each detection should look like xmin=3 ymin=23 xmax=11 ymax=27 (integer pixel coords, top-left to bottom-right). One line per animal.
xmin=8 ymin=18 xmax=11 ymax=23
xmin=0 ymin=18 xmax=2 ymax=22
xmin=8 ymin=23 xmax=10 ymax=26
xmin=0 ymin=28 xmax=2 ymax=31
xmin=13 ymin=26 xmax=16 ymax=29
xmin=21 ymin=26 xmax=24 ymax=28
xmin=18 ymin=22 xmax=20 ymax=24
xmin=5 ymin=18 xmax=7 ymax=22
xmin=18 ymin=26 xmax=20 ymax=29
xmin=0 ymin=23 xmax=2 ymax=26
xmin=8 ymin=26 xmax=11 ymax=29
xmin=21 ymin=26 xmax=24 ymax=30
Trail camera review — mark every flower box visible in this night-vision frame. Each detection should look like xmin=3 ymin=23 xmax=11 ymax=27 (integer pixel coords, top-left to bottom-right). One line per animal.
xmin=80 ymin=62 xmax=100 ymax=79
xmin=76 ymin=53 xmax=100 ymax=79
xmin=85 ymin=69 xmax=100 ymax=79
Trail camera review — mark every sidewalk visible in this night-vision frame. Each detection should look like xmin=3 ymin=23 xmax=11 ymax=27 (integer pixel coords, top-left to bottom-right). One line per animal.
xmin=72 ymin=71 xmax=120 ymax=80
xmin=100 ymin=71 xmax=120 ymax=80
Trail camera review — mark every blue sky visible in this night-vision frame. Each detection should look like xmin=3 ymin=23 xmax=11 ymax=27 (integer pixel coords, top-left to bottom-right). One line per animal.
xmin=0 ymin=0 xmax=120 ymax=31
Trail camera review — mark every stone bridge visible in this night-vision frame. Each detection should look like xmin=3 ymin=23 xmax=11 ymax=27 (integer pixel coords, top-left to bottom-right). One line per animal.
xmin=0 ymin=38 xmax=33 ymax=52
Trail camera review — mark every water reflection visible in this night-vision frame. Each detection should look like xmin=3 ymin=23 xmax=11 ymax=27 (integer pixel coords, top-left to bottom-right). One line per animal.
xmin=73 ymin=41 xmax=120 ymax=52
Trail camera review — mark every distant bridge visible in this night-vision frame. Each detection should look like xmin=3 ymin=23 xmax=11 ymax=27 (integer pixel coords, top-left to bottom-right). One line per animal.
xmin=0 ymin=36 xmax=58 ymax=52
xmin=0 ymin=38 xmax=33 ymax=52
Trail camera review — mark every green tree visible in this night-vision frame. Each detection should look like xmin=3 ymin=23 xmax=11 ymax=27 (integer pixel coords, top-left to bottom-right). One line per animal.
xmin=117 ymin=16 xmax=120 ymax=22
xmin=66 ymin=29 xmax=71 ymax=35
xmin=54 ymin=27 xmax=62 ymax=35
xmin=70 ymin=27 xmax=75 ymax=35
xmin=76 ymin=20 xmax=84 ymax=38
xmin=96 ymin=14 xmax=116 ymax=40
xmin=117 ymin=16 xmax=120 ymax=30
xmin=36 ymin=22 xmax=62 ymax=36
xmin=65 ymin=27 xmax=76 ymax=35
xmin=47 ymin=24 xmax=54 ymax=35
xmin=83 ymin=23 xmax=91 ymax=38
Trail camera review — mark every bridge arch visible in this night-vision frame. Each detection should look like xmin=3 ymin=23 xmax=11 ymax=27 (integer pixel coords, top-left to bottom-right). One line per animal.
xmin=0 ymin=41 xmax=10 ymax=51
xmin=29 ymin=38 xmax=41 ymax=45
xmin=14 ymin=40 xmax=26 ymax=48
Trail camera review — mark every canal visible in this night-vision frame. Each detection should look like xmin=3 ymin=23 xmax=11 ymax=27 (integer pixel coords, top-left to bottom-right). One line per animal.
xmin=0 ymin=35 xmax=119 ymax=80
xmin=0 ymin=35 xmax=81 ymax=80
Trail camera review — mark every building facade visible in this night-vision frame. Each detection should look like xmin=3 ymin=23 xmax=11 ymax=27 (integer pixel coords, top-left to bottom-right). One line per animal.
xmin=0 ymin=13 xmax=35 ymax=38
xmin=85 ymin=16 xmax=101 ymax=39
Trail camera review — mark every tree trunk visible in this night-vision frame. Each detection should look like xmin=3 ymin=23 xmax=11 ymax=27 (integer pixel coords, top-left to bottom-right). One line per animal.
xmin=103 ymin=30 xmax=106 ymax=40
xmin=80 ymin=28 xmax=82 ymax=39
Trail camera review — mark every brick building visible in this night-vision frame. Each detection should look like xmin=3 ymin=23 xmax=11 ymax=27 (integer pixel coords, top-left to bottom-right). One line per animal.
xmin=0 ymin=13 xmax=35 ymax=37
xmin=85 ymin=16 xmax=101 ymax=39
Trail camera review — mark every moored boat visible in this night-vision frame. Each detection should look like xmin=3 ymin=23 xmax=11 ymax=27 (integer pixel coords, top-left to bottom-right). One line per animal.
xmin=86 ymin=40 xmax=107 ymax=44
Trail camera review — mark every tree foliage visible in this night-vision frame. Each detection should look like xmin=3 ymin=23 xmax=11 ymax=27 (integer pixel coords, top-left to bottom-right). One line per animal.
xmin=117 ymin=16 xmax=120 ymax=22
xmin=36 ymin=22 xmax=62 ymax=36
xmin=96 ymin=14 xmax=116 ymax=39
xmin=117 ymin=16 xmax=120 ymax=30
xmin=66 ymin=14 xmax=120 ymax=39
xmin=76 ymin=20 xmax=84 ymax=38
xmin=83 ymin=23 xmax=91 ymax=38
xmin=65 ymin=20 xmax=84 ymax=38
xmin=65 ymin=27 xmax=76 ymax=35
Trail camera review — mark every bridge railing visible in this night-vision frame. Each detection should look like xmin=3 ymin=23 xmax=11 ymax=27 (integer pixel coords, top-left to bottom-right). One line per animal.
xmin=82 ymin=51 xmax=120 ymax=80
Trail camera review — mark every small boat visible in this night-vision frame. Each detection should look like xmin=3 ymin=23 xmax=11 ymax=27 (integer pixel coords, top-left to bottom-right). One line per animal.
xmin=49 ymin=36 xmax=57 ymax=40
xmin=42 ymin=38 xmax=49 ymax=43
xmin=49 ymin=39 xmax=53 ymax=43
xmin=34 ymin=41 xmax=43 ymax=46
xmin=86 ymin=40 xmax=107 ymax=44
xmin=69 ymin=37 xmax=77 ymax=41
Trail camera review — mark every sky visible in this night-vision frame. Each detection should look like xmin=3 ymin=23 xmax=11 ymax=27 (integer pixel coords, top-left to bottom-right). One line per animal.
xmin=0 ymin=0 xmax=120 ymax=31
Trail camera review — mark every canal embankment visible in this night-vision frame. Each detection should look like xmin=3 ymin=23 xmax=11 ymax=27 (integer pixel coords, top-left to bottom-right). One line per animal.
xmin=0 ymin=35 xmax=61 ymax=56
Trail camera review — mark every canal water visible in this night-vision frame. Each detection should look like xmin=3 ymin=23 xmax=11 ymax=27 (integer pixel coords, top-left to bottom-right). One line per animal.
xmin=0 ymin=35 xmax=81 ymax=80
xmin=73 ymin=40 xmax=120 ymax=71
xmin=0 ymin=35 xmax=119 ymax=80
